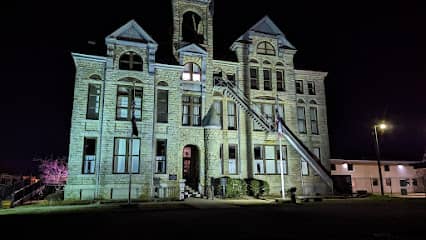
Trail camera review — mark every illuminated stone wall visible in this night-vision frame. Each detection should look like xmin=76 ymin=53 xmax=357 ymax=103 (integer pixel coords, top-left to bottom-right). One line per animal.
xmin=65 ymin=0 xmax=330 ymax=200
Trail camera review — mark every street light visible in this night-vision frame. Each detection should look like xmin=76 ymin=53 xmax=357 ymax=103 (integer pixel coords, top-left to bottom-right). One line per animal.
xmin=373 ymin=122 xmax=387 ymax=196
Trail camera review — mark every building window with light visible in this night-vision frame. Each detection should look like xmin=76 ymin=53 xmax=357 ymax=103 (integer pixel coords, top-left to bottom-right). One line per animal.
xmin=119 ymin=51 xmax=143 ymax=71
xmin=229 ymin=144 xmax=238 ymax=174
xmin=250 ymin=67 xmax=259 ymax=89
xmin=296 ymin=80 xmax=304 ymax=94
xmin=113 ymin=138 xmax=140 ymax=174
xmin=182 ymin=62 xmax=201 ymax=81
xmin=257 ymin=41 xmax=275 ymax=56
xmin=182 ymin=95 xmax=201 ymax=126
xmin=307 ymin=81 xmax=316 ymax=95
xmin=116 ymin=86 xmax=142 ymax=121
xmin=254 ymin=145 xmax=287 ymax=175
xmin=297 ymin=106 xmax=307 ymax=134
xmin=87 ymin=84 xmax=101 ymax=120
xmin=263 ymin=69 xmax=272 ymax=90
xmin=276 ymin=70 xmax=285 ymax=91
xmin=155 ymin=139 xmax=167 ymax=174
xmin=83 ymin=138 xmax=96 ymax=174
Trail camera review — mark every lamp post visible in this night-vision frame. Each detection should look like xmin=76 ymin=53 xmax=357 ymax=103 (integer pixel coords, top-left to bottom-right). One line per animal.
xmin=373 ymin=123 xmax=387 ymax=196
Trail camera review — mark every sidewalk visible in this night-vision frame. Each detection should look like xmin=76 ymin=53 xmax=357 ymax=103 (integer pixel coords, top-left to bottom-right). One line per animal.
xmin=183 ymin=197 xmax=275 ymax=209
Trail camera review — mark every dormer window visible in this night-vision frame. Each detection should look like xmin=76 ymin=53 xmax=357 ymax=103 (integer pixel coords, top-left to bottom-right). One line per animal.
xmin=182 ymin=63 xmax=201 ymax=81
xmin=119 ymin=51 xmax=143 ymax=71
xmin=257 ymin=41 xmax=275 ymax=56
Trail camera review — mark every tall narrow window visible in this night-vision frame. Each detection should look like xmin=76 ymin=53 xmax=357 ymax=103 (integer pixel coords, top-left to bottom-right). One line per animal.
xmin=213 ymin=72 xmax=223 ymax=86
xmin=213 ymin=100 xmax=223 ymax=129
xmin=155 ymin=140 xmax=167 ymax=174
xmin=87 ymin=84 xmax=101 ymax=120
xmin=277 ymin=104 xmax=285 ymax=123
xmin=296 ymin=80 xmax=304 ymax=94
xmin=182 ymin=63 xmax=201 ymax=81
xmin=313 ymin=147 xmax=321 ymax=161
xmin=157 ymin=89 xmax=168 ymax=123
xmin=253 ymin=103 xmax=263 ymax=131
xmin=301 ymin=159 xmax=309 ymax=176
xmin=228 ymin=144 xmax=238 ymax=174
xmin=116 ymin=86 xmax=142 ymax=121
xmin=83 ymin=138 xmax=96 ymax=174
xmin=113 ymin=138 xmax=140 ymax=174
xmin=265 ymin=146 xmax=276 ymax=174
xmin=182 ymin=95 xmax=201 ymax=126
xmin=263 ymin=69 xmax=272 ymax=90
xmin=119 ymin=51 xmax=143 ymax=71
xmin=297 ymin=107 xmax=307 ymax=133
xmin=220 ymin=144 xmax=224 ymax=175
xmin=263 ymin=104 xmax=273 ymax=124
xmin=310 ymin=107 xmax=319 ymax=135
xmin=254 ymin=145 xmax=264 ymax=174
xmin=250 ymin=67 xmax=259 ymax=89
xmin=308 ymin=81 xmax=316 ymax=95
xmin=227 ymin=102 xmax=237 ymax=130
xmin=276 ymin=70 xmax=285 ymax=91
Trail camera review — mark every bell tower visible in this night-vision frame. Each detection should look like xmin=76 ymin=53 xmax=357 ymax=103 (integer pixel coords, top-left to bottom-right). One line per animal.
xmin=172 ymin=0 xmax=214 ymax=59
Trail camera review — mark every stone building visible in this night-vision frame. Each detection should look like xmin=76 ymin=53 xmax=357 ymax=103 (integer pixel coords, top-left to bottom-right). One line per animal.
xmin=65 ymin=0 xmax=332 ymax=200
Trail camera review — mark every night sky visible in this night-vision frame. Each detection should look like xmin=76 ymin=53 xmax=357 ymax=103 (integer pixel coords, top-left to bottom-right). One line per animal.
xmin=0 ymin=1 xmax=425 ymax=174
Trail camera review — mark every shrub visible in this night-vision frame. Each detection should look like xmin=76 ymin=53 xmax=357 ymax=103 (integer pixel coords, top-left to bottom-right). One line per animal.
xmin=245 ymin=178 xmax=270 ymax=198
xmin=45 ymin=190 xmax=64 ymax=203
xmin=213 ymin=177 xmax=247 ymax=198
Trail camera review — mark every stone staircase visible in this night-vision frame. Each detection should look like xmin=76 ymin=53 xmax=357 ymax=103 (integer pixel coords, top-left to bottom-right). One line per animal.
xmin=184 ymin=185 xmax=202 ymax=199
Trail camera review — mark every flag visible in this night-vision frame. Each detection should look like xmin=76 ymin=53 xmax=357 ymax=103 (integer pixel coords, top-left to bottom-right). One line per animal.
xmin=275 ymin=106 xmax=284 ymax=139
xmin=131 ymin=89 xmax=139 ymax=137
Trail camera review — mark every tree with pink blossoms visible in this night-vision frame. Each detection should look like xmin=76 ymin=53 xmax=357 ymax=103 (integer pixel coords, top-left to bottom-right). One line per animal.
xmin=38 ymin=158 xmax=68 ymax=186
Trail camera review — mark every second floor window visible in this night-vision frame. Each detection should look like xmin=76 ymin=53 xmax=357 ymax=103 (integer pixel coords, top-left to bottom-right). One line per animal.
xmin=250 ymin=67 xmax=259 ymax=89
xmin=182 ymin=63 xmax=201 ymax=81
xmin=87 ymin=84 xmax=101 ymax=120
xmin=276 ymin=70 xmax=285 ymax=91
xmin=297 ymin=106 xmax=307 ymax=133
xmin=116 ymin=86 xmax=142 ymax=121
xmin=263 ymin=69 xmax=272 ymax=90
xmin=227 ymin=102 xmax=237 ymax=130
xmin=157 ymin=89 xmax=168 ymax=123
xmin=182 ymin=95 xmax=201 ymax=126
xmin=296 ymin=80 xmax=304 ymax=94
xmin=119 ymin=51 xmax=143 ymax=71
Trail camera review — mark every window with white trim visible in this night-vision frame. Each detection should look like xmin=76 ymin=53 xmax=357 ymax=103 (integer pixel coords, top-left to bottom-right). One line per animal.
xmin=182 ymin=63 xmax=201 ymax=81
xmin=113 ymin=138 xmax=140 ymax=174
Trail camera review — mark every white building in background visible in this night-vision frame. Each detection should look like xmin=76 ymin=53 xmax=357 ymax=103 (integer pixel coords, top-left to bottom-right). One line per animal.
xmin=330 ymin=159 xmax=425 ymax=195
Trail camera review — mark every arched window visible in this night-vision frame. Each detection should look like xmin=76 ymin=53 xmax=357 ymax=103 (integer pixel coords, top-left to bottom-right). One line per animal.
xmin=263 ymin=60 xmax=271 ymax=65
xmin=257 ymin=41 xmax=275 ymax=56
xmin=249 ymin=59 xmax=259 ymax=64
xmin=119 ymin=51 xmax=143 ymax=71
xmin=309 ymin=100 xmax=317 ymax=105
xmin=182 ymin=63 xmax=201 ymax=82
xmin=297 ymin=99 xmax=305 ymax=104
xmin=89 ymin=74 xmax=102 ymax=80
xmin=182 ymin=11 xmax=204 ymax=44
xmin=276 ymin=62 xmax=285 ymax=67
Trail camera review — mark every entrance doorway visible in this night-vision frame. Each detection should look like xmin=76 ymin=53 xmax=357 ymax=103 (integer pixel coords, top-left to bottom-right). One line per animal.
xmin=183 ymin=145 xmax=199 ymax=190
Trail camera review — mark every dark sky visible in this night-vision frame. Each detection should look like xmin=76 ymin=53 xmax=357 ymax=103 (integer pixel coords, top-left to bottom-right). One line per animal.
xmin=0 ymin=1 xmax=425 ymax=174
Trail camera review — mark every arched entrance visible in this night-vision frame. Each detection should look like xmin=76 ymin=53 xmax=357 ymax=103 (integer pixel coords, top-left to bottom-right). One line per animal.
xmin=183 ymin=145 xmax=199 ymax=190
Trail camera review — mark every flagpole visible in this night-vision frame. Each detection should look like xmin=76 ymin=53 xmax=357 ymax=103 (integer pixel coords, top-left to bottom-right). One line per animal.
xmin=279 ymin=137 xmax=285 ymax=200
xmin=128 ymin=81 xmax=136 ymax=205
xmin=275 ymin=95 xmax=285 ymax=200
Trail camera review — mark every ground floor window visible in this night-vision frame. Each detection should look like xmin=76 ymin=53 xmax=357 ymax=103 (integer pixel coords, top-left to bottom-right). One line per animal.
xmin=155 ymin=139 xmax=167 ymax=174
xmin=113 ymin=138 xmax=140 ymax=174
xmin=254 ymin=145 xmax=287 ymax=174
xmin=228 ymin=144 xmax=238 ymax=174
xmin=83 ymin=138 xmax=96 ymax=174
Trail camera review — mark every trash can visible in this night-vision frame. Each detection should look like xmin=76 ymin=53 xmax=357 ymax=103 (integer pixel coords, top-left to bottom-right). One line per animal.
xmin=290 ymin=187 xmax=297 ymax=203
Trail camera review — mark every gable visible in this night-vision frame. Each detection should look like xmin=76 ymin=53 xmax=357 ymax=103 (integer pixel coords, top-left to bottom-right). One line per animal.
xmin=106 ymin=19 xmax=157 ymax=45
xmin=233 ymin=16 xmax=295 ymax=50
xmin=177 ymin=43 xmax=208 ymax=55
